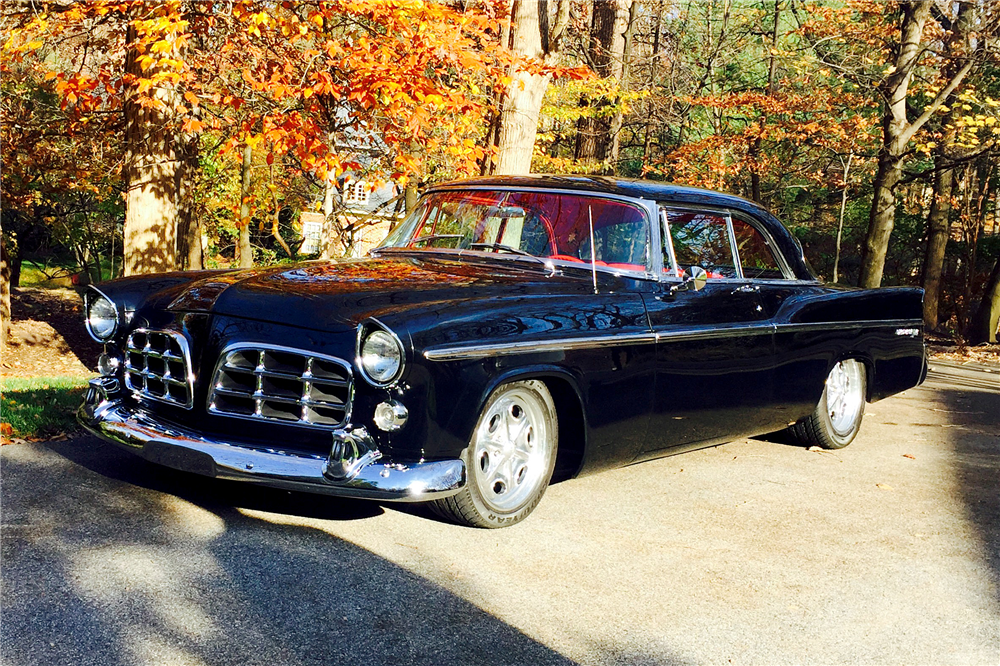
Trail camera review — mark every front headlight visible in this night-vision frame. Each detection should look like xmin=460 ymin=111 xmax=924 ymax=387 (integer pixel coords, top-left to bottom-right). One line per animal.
xmin=86 ymin=289 xmax=118 ymax=341
xmin=359 ymin=327 xmax=403 ymax=386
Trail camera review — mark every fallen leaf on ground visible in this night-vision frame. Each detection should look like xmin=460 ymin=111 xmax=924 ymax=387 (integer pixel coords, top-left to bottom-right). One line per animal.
xmin=876 ymin=483 xmax=893 ymax=490
xmin=0 ymin=423 xmax=12 ymax=437
xmin=807 ymin=446 xmax=822 ymax=452
xmin=902 ymin=454 xmax=915 ymax=459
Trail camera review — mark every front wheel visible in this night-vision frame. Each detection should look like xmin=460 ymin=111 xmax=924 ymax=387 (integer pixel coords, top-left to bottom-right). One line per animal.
xmin=431 ymin=380 xmax=558 ymax=528
xmin=788 ymin=359 xmax=867 ymax=449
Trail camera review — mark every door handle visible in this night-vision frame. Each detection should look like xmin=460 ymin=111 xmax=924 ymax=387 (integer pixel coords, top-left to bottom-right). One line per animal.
xmin=731 ymin=284 xmax=760 ymax=294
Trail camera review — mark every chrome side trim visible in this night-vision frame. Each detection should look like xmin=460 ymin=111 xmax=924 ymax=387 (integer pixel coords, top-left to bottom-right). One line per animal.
xmin=774 ymin=319 xmax=923 ymax=334
xmin=77 ymin=399 xmax=465 ymax=502
xmin=655 ymin=322 xmax=774 ymax=342
xmin=424 ymin=332 xmax=658 ymax=361
xmin=423 ymin=318 xmax=924 ymax=361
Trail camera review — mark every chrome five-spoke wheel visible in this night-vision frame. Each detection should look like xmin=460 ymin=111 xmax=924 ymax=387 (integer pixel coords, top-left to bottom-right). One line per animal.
xmin=788 ymin=358 xmax=867 ymax=449
xmin=826 ymin=359 xmax=865 ymax=438
xmin=432 ymin=380 xmax=558 ymax=528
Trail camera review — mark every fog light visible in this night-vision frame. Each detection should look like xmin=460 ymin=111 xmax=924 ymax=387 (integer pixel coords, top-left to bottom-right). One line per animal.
xmin=98 ymin=352 xmax=120 ymax=376
xmin=373 ymin=400 xmax=408 ymax=432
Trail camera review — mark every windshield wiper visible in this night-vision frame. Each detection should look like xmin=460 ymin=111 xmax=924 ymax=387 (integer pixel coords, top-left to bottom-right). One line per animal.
xmin=410 ymin=234 xmax=466 ymax=246
xmin=466 ymin=242 xmax=533 ymax=257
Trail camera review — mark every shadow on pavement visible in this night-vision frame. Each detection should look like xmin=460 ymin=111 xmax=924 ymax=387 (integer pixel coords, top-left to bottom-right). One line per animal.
xmin=1 ymin=439 xmax=576 ymax=666
xmin=3 ymin=437 xmax=692 ymax=666
xmin=46 ymin=436 xmax=384 ymax=522
xmin=931 ymin=367 xmax=1000 ymax=605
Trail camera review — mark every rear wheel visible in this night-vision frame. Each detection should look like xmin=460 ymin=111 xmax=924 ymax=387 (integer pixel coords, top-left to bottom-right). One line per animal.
xmin=788 ymin=359 xmax=866 ymax=449
xmin=432 ymin=380 xmax=557 ymax=528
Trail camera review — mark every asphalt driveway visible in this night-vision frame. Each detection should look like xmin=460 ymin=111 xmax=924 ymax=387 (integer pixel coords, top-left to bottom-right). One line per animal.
xmin=2 ymin=365 xmax=998 ymax=665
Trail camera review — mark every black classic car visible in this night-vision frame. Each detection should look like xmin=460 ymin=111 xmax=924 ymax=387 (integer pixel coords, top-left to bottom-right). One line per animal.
xmin=79 ymin=176 xmax=927 ymax=527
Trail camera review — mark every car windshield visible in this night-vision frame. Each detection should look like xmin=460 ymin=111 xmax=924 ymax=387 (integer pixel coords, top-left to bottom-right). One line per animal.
xmin=378 ymin=189 xmax=652 ymax=273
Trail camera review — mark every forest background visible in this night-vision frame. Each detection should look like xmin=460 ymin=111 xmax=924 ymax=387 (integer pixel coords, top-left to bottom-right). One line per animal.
xmin=2 ymin=0 xmax=999 ymax=346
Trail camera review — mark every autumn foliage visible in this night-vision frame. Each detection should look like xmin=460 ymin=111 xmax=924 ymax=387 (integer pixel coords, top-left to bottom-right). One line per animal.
xmin=1 ymin=0 xmax=998 ymax=340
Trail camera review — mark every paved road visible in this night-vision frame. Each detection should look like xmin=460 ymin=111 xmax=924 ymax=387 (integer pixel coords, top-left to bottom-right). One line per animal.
xmin=2 ymin=368 xmax=998 ymax=666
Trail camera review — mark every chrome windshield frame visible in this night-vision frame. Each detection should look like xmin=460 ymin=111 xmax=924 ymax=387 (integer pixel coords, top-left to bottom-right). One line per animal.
xmin=374 ymin=186 xmax=662 ymax=282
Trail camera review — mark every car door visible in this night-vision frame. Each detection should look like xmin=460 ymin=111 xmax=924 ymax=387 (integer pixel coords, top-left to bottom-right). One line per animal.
xmin=637 ymin=206 xmax=775 ymax=460
xmin=727 ymin=210 xmax=825 ymax=432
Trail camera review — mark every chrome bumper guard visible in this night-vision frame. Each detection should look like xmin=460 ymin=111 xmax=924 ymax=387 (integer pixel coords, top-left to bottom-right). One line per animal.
xmin=78 ymin=377 xmax=465 ymax=502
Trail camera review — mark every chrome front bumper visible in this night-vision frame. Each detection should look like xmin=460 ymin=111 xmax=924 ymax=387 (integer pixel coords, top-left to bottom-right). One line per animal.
xmin=77 ymin=378 xmax=466 ymax=502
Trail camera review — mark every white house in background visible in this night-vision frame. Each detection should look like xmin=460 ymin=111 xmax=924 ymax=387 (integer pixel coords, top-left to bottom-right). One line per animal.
xmin=336 ymin=175 xmax=402 ymax=258
xmin=298 ymin=176 xmax=402 ymax=257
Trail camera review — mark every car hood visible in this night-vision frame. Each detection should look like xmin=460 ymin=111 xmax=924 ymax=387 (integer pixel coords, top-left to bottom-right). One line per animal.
xmin=165 ymin=254 xmax=618 ymax=332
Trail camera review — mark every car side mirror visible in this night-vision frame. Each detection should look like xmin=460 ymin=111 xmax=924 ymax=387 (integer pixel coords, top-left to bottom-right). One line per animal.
xmin=670 ymin=265 xmax=708 ymax=295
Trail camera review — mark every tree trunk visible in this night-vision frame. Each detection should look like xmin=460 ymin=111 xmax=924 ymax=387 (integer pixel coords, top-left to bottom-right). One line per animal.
xmin=750 ymin=0 xmax=781 ymax=204
xmin=967 ymin=256 xmax=1000 ymax=344
xmin=860 ymin=150 xmax=904 ymax=287
xmin=859 ymin=0 xmax=977 ymax=287
xmin=641 ymin=2 xmax=662 ymax=168
xmin=177 ymin=129 xmax=202 ymax=270
xmin=123 ymin=23 xmax=183 ymax=276
xmin=320 ymin=173 xmax=337 ymax=260
xmin=405 ymin=179 xmax=419 ymax=211
xmin=607 ymin=0 xmax=639 ymax=169
xmin=237 ymin=144 xmax=253 ymax=268
xmin=833 ymin=152 xmax=852 ymax=284
xmin=573 ymin=0 xmax=629 ymax=163
xmin=1 ymin=235 xmax=10 ymax=351
xmin=493 ymin=0 xmax=570 ymax=175
xmin=269 ymin=184 xmax=293 ymax=258
xmin=574 ymin=101 xmax=598 ymax=162
xmin=494 ymin=71 xmax=551 ymax=175
xmin=921 ymin=166 xmax=954 ymax=329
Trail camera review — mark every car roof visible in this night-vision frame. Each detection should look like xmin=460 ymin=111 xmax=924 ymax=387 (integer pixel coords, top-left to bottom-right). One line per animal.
xmin=428 ymin=175 xmax=767 ymax=215
xmin=426 ymin=175 xmax=816 ymax=282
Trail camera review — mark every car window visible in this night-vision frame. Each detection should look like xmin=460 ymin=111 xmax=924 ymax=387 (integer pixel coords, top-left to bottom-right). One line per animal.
xmin=731 ymin=217 xmax=786 ymax=280
xmin=380 ymin=190 xmax=652 ymax=272
xmin=662 ymin=210 xmax=737 ymax=279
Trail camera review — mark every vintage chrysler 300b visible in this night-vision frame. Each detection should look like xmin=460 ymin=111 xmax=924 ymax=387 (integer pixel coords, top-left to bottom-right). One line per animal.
xmin=79 ymin=176 xmax=927 ymax=527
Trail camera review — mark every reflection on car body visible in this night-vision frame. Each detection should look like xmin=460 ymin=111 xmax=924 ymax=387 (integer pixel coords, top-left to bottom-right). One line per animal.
xmin=79 ymin=176 xmax=927 ymax=528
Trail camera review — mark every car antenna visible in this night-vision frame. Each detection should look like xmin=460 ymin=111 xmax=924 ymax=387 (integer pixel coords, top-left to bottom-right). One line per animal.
xmin=588 ymin=205 xmax=598 ymax=294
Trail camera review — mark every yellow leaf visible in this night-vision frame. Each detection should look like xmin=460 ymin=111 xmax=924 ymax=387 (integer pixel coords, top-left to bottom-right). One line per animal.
xmin=150 ymin=39 xmax=173 ymax=54
xmin=27 ymin=40 xmax=43 ymax=49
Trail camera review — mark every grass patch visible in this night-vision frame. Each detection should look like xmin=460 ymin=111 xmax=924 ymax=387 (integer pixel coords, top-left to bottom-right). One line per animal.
xmin=1 ymin=375 xmax=92 ymax=439
xmin=19 ymin=260 xmax=117 ymax=288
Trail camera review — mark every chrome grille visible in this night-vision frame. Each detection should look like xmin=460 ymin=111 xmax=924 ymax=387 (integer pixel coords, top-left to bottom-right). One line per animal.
xmin=124 ymin=329 xmax=194 ymax=409
xmin=208 ymin=345 xmax=352 ymax=428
